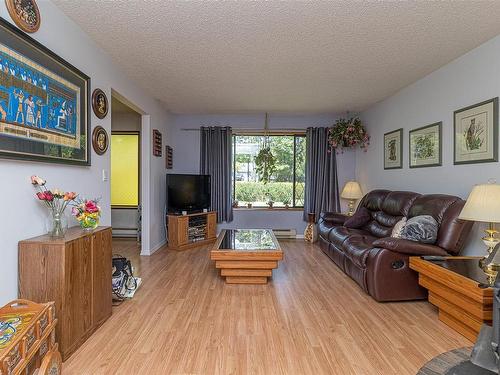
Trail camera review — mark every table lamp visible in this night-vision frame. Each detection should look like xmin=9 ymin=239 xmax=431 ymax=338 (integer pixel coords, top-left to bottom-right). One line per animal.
xmin=459 ymin=182 xmax=500 ymax=271
xmin=341 ymin=181 xmax=363 ymax=216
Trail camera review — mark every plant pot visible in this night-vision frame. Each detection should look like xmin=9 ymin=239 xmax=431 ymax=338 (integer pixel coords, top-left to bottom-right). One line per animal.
xmin=268 ymin=202 xmax=274 ymax=208
xmin=247 ymin=203 xmax=253 ymax=209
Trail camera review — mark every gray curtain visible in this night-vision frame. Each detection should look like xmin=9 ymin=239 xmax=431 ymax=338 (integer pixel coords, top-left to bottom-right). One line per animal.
xmin=200 ymin=126 xmax=233 ymax=222
xmin=303 ymin=127 xmax=340 ymax=222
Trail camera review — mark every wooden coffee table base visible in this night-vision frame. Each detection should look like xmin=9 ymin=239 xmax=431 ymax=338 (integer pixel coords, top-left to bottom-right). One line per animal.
xmin=217 ymin=261 xmax=278 ymax=284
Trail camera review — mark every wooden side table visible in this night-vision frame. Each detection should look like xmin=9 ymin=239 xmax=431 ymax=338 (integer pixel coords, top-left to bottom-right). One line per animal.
xmin=409 ymin=256 xmax=493 ymax=341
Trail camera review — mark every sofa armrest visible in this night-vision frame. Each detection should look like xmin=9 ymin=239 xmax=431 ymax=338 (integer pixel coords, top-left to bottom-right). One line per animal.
xmin=320 ymin=212 xmax=348 ymax=225
xmin=372 ymin=237 xmax=448 ymax=256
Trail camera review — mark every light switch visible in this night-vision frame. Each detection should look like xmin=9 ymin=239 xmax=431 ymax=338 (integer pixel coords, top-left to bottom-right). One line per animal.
xmin=102 ymin=169 xmax=108 ymax=181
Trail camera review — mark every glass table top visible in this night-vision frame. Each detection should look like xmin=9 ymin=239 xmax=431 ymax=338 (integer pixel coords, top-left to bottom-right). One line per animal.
xmin=427 ymin=258 xmax=491 ymax=286
xmin=217 ymin=229 xmax=279 ymax=251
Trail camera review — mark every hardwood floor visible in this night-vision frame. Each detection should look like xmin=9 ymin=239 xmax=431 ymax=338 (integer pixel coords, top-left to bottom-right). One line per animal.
xmin=63 ymin=238 xmax=471 ymax=374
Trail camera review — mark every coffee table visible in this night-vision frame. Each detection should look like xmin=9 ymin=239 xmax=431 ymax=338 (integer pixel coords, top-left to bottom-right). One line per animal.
xmin=210 ymin=229 xmax=283 ymax=284
xmin=409 ymin=256 xmax=493 ymax=341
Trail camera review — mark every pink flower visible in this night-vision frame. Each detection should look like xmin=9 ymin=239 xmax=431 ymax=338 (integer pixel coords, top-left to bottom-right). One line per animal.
xmin=44 ymin=192 xmax=54 ymax=202
xmin=85 ymin=200 xmax=99 ymax=213
xmin=36 ymin=192 xmax=46 ymax=200
xmin=31 ymin=175 xmax=46 ymax=186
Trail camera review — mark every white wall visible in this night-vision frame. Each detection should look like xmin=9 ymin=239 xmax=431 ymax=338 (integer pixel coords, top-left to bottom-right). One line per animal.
xmin=170 ymin=113 xmax=356 ymax=234
xmin=358 ymin=34 xmax=500 ymax=255
xmin=0 ymin=1 xmax=171 ymax=304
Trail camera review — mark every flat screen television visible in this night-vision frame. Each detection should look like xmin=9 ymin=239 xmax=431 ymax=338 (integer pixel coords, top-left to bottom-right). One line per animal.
xmin=166 ymin=174 xmax=211 ymax=213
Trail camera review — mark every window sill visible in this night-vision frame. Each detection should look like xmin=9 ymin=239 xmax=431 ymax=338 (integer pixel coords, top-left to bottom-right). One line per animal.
xmin=233 ymin=207 xmax=303 ymax=212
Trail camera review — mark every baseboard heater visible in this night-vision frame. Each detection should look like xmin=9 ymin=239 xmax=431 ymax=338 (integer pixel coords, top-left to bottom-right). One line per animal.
xmin=272 ymin=229 xmax=297 ymax=239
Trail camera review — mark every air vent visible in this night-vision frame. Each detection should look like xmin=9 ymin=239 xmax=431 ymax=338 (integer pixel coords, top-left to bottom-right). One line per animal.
xmin=273 ymin=229 xmax=297 ymax=239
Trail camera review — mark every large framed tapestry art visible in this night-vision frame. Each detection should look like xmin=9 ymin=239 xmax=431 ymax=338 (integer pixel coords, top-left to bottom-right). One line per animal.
xmin=0 ymin=18 xmax=90 ymax=165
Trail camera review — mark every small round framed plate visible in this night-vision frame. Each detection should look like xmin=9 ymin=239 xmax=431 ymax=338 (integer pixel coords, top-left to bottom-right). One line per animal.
xmin=92 ymin=88 xmax=108 ymax=119
xmin=5 ymin=0 xmax=41 ymax=33
xmin=92 ymin=126 xmax=109 ymax=155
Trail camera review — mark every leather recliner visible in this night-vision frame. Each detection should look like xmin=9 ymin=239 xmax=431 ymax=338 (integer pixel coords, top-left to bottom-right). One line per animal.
xmin=318 ymin=190 xmax=473 ymax=302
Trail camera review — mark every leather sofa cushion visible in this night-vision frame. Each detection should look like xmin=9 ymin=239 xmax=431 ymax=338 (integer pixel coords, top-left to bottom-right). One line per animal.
xmin=381 ymin=191 xmax=420 ymax=217
xmin=343 ymin=235 xmax=378 ymax=268
xmin=345 ymin=207 xmax=371 ymax=228
xmin=328 ymin=226 xmax=370 ymax=248
xmin=408 ymin=194 xmax=460 ymax=224
xmin=360 ymin=190 xmax=390 ymax=211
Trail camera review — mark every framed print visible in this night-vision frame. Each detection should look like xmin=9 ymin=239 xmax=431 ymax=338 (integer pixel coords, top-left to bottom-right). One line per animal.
xmin=92 ymin=125 xmax=108 ymax=155
xmin=92 ymin=88 xmax=108 ymax=119
xmin=409 ymin=122 xmax=442 ymax=168
xmin=0 ymin=18 xmax=90 ymax=165
xmin=384 ymin=128 xmax=403 ymax=169
xmin=454 ymin=97 xmax=498 ymax=165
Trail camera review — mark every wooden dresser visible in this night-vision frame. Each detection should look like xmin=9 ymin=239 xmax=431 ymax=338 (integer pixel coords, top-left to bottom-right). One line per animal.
xmin=0 ymin=299 xmax=60 ymax=375
xmin=18 ymin=226 xmax=112 ymax=361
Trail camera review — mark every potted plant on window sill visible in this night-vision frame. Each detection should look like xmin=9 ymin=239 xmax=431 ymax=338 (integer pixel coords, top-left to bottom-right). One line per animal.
xmin=267 ymin=199 xmax=274 ymax=209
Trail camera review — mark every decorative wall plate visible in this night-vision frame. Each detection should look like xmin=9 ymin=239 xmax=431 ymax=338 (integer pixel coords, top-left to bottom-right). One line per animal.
xmin=92 ymin=126 xmax=109 ymax=155
xmin=5 ymin=0 xmax=41 ymax=33
xmin=92 ymin=88 xmax=108 ymax=119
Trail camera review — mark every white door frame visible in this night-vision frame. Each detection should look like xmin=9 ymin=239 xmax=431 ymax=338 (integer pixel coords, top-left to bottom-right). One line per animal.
xmin=111 ymin=89 xmax=151 ymax=255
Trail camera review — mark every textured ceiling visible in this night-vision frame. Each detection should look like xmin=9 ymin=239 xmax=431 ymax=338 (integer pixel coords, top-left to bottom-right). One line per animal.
xmin=53 ymin=1 xmax=500 ymax=114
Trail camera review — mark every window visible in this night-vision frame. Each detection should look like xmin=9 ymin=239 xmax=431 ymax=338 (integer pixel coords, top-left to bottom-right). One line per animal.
xmin=232 ymin=134 xmax=306 ymax=208
xmin=111 ymin=133 xmax=139 ymax=207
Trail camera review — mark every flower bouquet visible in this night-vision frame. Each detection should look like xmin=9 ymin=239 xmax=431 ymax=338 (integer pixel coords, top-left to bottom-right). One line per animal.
xmin=328 ymin=117 xmax=370 ymax=153
xmin=72 ymin=198 xmax=101 ymax=231
xmin=31 ymin=175 xmax=77 ymax=238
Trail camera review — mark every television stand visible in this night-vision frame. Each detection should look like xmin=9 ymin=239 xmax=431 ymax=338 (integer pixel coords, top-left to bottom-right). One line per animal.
xmin=167 ymin=211 xmax=217 ymax=250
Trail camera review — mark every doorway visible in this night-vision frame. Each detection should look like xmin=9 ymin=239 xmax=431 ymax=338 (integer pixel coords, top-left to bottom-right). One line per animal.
xmin=111 ymin=94 xmax=142 ymax=244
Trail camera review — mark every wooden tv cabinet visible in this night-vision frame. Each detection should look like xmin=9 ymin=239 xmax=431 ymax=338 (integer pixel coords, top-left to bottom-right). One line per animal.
xmin=168 ymin=211 xmax=217 ymax=250
xmin=18 ymin=226 xmax=112 ymax=361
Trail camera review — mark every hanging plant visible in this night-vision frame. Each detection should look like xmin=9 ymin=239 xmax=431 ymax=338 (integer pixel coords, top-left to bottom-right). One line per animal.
xmin=255 ymin=146 xmax=276 ymax=184
xmin=328 ymin=117 xmax=370 ymax=153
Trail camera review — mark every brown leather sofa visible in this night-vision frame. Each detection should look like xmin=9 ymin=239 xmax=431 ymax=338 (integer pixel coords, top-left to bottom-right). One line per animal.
xmin=318 ymin=190 xmax=473 ymax=302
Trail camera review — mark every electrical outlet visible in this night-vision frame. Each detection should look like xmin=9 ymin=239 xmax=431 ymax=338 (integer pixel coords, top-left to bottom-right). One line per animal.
xmin=102 ymin=169 xmax=108 ymax=181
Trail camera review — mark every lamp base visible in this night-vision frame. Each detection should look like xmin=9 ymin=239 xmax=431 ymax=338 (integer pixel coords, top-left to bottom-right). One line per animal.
xmin=347 ymin=200 xmax=355 ymax=216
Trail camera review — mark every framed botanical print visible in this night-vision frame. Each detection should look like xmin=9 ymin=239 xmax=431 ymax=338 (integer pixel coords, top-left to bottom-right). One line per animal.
xmin=0 ymin=18 xmax=90 ymax=165
xmin=454 ymin=98 xmax=498 ymax=165
xmin=384 ymin=128 xmax=403 ymax=169
xmin=409 ymin=122 xmax=442 ymax=168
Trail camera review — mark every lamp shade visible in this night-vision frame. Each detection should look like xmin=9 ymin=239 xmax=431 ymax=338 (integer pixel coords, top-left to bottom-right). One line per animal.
xmin=459 ymin=184 xmax=500 ymax=223
xmin=341 ymin=181 xmax=363 ymax=200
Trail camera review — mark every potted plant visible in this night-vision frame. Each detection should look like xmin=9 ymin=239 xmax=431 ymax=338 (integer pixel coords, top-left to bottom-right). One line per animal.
xmin=232 ymin=200 xmax=239 ymax=208
xmin=328 ymin=117 xmax=370 ymax=153
xmin=255 ymin=146 xmax=276 ymax=184
xmin=267 ymin=199 xmax=274 ymax=208
xmin=247 ymin=202 xmax=253 ymax=209
xmin=283 ymin=198 xmax=291 ymax=209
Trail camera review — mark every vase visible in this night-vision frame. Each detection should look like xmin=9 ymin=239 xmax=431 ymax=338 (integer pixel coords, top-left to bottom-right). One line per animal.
xmin=304 ymin=212 xmax=318 ymax=243
xmin=46 ymin=211 xmax=67 ymax=238
xmin=79 ymin=216 xmax=99 ymax=231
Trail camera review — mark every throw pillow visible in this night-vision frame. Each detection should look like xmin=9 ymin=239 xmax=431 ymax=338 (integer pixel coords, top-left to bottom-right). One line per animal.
xmin=391 ymin=217 xmax=407 ymax=238
xmin=400 ymin=215 xmax=439 ymax=244
xmin=344 ymin=207 xmax=371 ymax=229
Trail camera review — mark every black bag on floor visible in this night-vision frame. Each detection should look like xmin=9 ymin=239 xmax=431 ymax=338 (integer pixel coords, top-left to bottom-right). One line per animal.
xmin=112 ymin=255 xmax=137 ymax=301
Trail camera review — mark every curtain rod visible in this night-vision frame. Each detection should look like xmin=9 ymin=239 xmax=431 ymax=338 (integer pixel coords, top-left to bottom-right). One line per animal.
xmin=180 ymin=128 xmax=307 ymax=132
